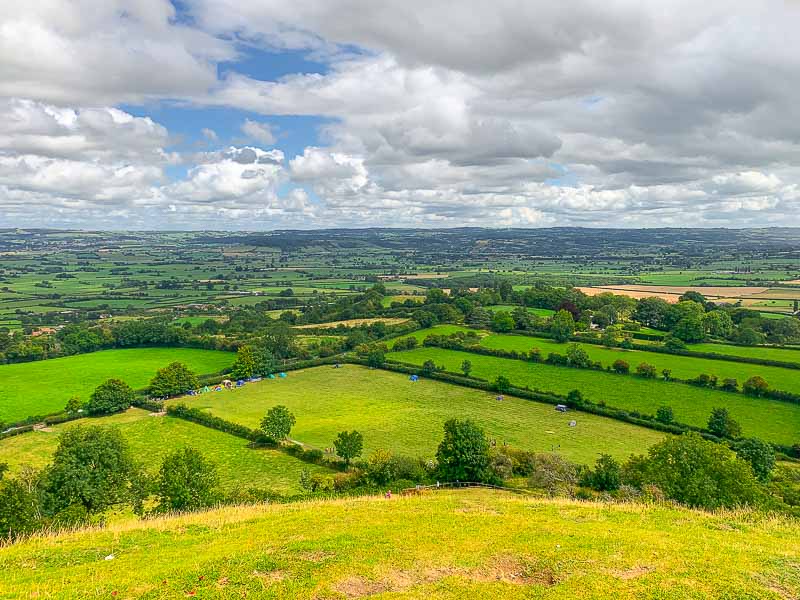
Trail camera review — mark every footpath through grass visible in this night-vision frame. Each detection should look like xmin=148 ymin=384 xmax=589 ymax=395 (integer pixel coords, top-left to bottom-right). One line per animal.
xmin=392 ymin=347 xmax=800 ymax=446
xmin=167 ymin=366 xmax=663 ymax=464
xmin=0 ymin=408 xmax=330 ymax=493
xmin=478 ymin=333 xmax=800 ymax=393
xmin=2 ymin=489 xmax=798 ymax=599
xmin=0 ymin=347 xmax=234 ymax=423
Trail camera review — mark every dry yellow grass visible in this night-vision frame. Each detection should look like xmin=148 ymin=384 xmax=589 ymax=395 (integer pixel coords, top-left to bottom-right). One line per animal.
xmin=293 ymin=317 xmax=410 ymax=329
xmin=2 ymin=489 xmax=798 ymax=599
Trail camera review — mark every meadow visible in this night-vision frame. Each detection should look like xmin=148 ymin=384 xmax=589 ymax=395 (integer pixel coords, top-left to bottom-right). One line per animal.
xmin=1 ymin=489 xmax=797 ymax=599
xmin=0 ymin=348 xmax=234 ymax=423
xmin=167 ymin=366 xmax=664 ymax=464
xmin=0 ymin=409 xmax=330 ymax=493
xmin=477 ymin=333 xmax=800 ymax=393
xmin=484 ymin=305 xmax=556 ymax=317
xmin=391 ymin=347 xmax=800 ymax=445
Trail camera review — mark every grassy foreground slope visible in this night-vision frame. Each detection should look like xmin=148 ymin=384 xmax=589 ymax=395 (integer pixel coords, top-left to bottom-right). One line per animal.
xmin=0 ymin=348 xmax=234 ymax=423
xmin=169 ymin=366 xmax=664 ymax=464
xmin=2 ymin=489 xmax=798 ymax=599
xmin=392 ymin=347 xmax=800 ymax=445
xmin=0 ymin=409 xmax=330 ymax=493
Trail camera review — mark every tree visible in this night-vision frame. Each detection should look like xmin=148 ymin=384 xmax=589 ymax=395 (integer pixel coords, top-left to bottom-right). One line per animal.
xmin=635 ymin=362 xmax=657 ymax=378
xmin=612 ymin=359 xmax=630 ymax=374
xmin=734 ymin=438 xmax=775 ymax=482
xmin=623 ymin=433 xmax=763 ymax=510
xmin=490 ymin=311 xmax=515 ymax=333
xmin=44 ymin=426 xmax=139 ymax=516
xmin=252 ymin=346 xmax=276 ymax=376
xmin=156 ymin=447 xmax=219 ymax=512
xmin=634 ymin=297 xmax=671 ymax=329
xmin=0 ymin=476 xmax=40 ymax=540
xmin=673 ymin=316 xmax=705 ymax=343
xmin=436 ymin=419 xmax=492 ymax=483
xmin=493 ymin=375 xmax=511 ymax=393
xmin=334 ymin=430 xmax=364 ymax=467
xmin=600 ymin=328 xmax=618 ymax=347
xmin=566 ymin=389 xmax=584 ymax=409
xmin=585 ymin=454 xmax=621 ymax=491
xmin=260 ymin=405 xmax=296 ymax=441
xmin=64 ymin=396 xmax=83 ymax=413
xmin=149 ymin=362 xmax=199 ymax=397
xmin=550 ymin=310 xmax=575 ymax=342
xmin=702 ymin=310 xmax=734 ymax=338
xmin=366 ymin=449 xmax=396 ymax=486
xmin=231 ymin=345 xmax=257 ymax=379
xmin=743 ymin=376 xmax=769 ymax=397
xmin=366 ymin=349 xmax=386 ymax=368
xmin=655 ymin=405 xmax=674 ymax=424
xmin=420 ymin=359 xmax=437 ymax=376
xmin=460 ymin=359 xmax=473 ymax=377
xmin=86 ymin=379 xmax=134 ymax=415
xmin=707 ymin=407 xmax=742 ymax=439
xmin=566 ymin=343 xmax=590 ymax=368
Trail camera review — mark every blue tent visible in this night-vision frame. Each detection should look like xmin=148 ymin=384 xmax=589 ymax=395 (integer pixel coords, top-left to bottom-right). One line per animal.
xmin=409 ymin=374 xmax=419 ymax=382
xmin=236 ymin=380 xmax=245 ymax=387
xmin=279 ymin=372 xmax=287 ymax=378
xmin=267 ymin=374 xmax=276 ymax=379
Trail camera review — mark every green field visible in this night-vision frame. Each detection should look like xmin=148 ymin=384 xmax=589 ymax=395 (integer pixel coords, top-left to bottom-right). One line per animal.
xmin=687 ymin=341 xmax=800 ymax=364
xmin=2 ymin=489 xmax=798 ymax=599
xmin=0 ymin=409 xmax=330 ymax=493
xmin=167 ymin=366 xmax=664 ymax=464
xmin=477 ymin=333 xmax=800 ymax=394
xmin=391 ymin=347 xmax=800 ymax=445
xmin=388 ymin=324 xmax=475 ymax=348
xmin=0 ymin=348 xmax=234 ymax=423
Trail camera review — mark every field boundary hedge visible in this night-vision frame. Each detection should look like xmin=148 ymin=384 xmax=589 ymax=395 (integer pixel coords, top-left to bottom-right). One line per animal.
xmin=416 ymin=334 xmax=800 ymax=406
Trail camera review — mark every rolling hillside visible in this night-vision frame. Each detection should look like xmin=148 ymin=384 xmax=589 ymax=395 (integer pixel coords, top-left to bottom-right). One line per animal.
xmin=2 ymin=489 xmax=797 ymax=599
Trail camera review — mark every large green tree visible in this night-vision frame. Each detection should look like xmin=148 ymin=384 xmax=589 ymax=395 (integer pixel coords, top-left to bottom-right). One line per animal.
xmin=149 ymin=362 xmax=199 ymax=397
xmin=260 ymin=405 xmax=296 ymax=441
xmin=44 ymin=426 xmax=139 ymax=516
xmin=156 ymin=447 xmax=219 ymax=512
xmin=550 ymin=310 xmax=576 ymax=343
xmin=231 ymin=345 xmax=257 ymax=379
xmin=436 ymin=419 xmax=492 ymax=483
xmin=623 ymin=433 xmax=763 ymax=510
xmin=86 ymin=379 xmax=135 ymax=415
xmin=333 ymin=430 xmax=364 ymax=467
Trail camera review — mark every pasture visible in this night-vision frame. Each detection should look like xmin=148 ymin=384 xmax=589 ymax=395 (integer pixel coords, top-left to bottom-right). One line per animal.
xmin=477 ymin=333 xmax=800 ymax=394
xmin=293 ymin=318 xmax=410 ymax=329
xmin=167 ymin=366 xmax=664 ymax=464
xmin=0 ymin=408 xmax=330 ymax=493
xmin=0 ymin=348 xmax=234 ymax=423
xmin=391 ymin=347 xmax=800 ymax=445
xmin=2 ymin=489 xmax=798 ymax=599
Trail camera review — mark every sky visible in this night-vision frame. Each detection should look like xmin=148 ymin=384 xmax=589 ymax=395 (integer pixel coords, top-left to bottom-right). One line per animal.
xmin=1 ymin=1 xmax=799 ymax=230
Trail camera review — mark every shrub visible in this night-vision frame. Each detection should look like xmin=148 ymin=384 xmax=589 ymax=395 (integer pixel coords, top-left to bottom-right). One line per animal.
xmin=584 ymin=454 xmax=621 ymax=491
xmin=720 ymin=378 xmax=739 ymax=392
xmin=528 ymin=453 xmax=580 ymax=497
xmin=612 ymin=359 xmax=630 ymax=374
xmin=743 ymin=376 xmax=769 ymax=397
xmin=493 ymin=375 xmax=511 ymax=393
xmin=655 ymin=405 xmax=674 ymax=424
xmin=689 ymin=373 xmax=717 ymax=388
xmin=420 ymin=359 xmax=437 ymax=376
xmin=635 ymin=363 xmax=657 ymax=378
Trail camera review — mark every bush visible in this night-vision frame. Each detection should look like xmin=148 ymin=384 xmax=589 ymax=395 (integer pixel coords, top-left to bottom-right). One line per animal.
xmin=743 ymin=376 xmax=769 ymax=397
xmin=635 ymin=363 xmax=657 ymax=378
xmin=612 ymin=359 xmax=630 ymax=374
xmin=655 ymin=405 xmax=674 ymax=424
xmin=584 ymin=454 xmax=621 ymax=491
xmin=86 ymin=379 xmax=135 ymax=415
xmin=493 ymin=375 xmax=511 ymax=393
xmin=720 ymin=378 xmax=739 ymax=392
xmin=734 ymin=438 xmax=775 ymax=482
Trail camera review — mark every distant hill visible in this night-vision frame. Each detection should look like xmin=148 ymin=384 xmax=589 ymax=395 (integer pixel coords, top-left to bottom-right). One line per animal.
xmin=3 ymin=489 xmax=797 ymax=598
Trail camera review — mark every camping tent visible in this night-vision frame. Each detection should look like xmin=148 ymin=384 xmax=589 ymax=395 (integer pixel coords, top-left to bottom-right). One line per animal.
xmin=409 ymin=374 xmax=419 ymax=382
